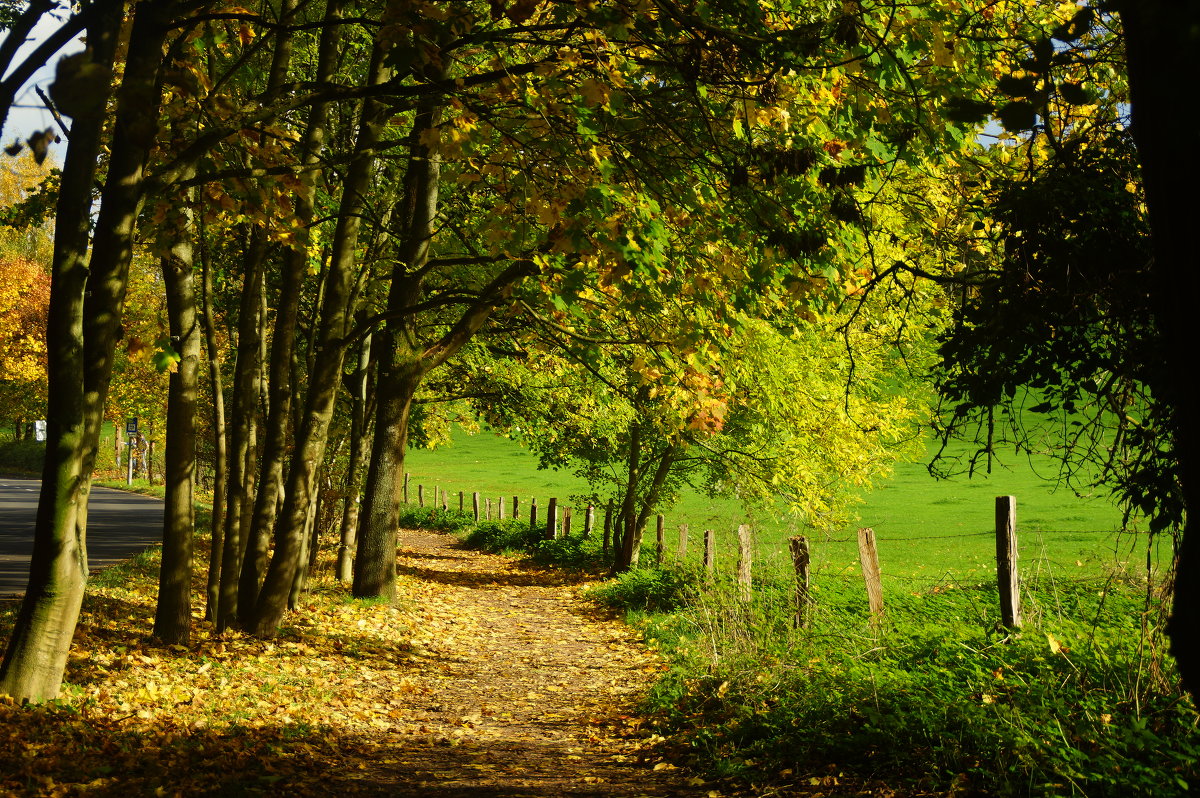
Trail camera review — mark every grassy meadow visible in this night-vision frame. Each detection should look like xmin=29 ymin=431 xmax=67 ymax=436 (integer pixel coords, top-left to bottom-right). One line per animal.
xmin=402 ymin=423 xmax=1160 ymax=585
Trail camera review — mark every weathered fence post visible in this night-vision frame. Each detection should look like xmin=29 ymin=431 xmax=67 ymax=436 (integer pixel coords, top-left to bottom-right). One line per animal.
xmin=404 ymin=473 xmax=409 ymax=504
xmin=563 ymin=506 xmax=573 ymax=537
xmin=529 ymin=499 xmax=537 ymax=534
xmin=857 ymin=527 xmax=884 ymax=629
xmin=996 ymin=495 xmax=1021 ymax=629
xmin=655 ymin=515 xmax=665 ymax=563
xmin=498 ymin=498 xmax=505 ymax=520
xmin=704 ymin=529 xmax=715 ymax=578
xmin=418 ymin=484 xmax=424 ymax=508
xmin=459 ymin=491 xmax=464 ymax=513
xmin=545 ymin=497 xmax=558 ymax=540
xmin=512 ymin=496 xmax=519 ymax=519
xmin=736 ymin=525 xmax=752 ymax=601
xmin=584 ymin=505 xmax=594 ymax=538
xmin=472 ymin=492 xmax=480 ymax=522
xmin=678 ymin=524 xmax=689 ymax=560
xmin=441 ymin=488 xmax=447 ymax=512
xmin=486 ymin=498 xmax=492 ymax=521
xmin=789 ymin=535 xmax=811 ymax=630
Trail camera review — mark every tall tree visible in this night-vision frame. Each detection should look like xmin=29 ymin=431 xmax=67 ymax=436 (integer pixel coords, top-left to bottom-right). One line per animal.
xmin=0 ymin=2 xmax=124 ymax=701
xmin=153 ymin=191 xmax=200 ymax=645
xmin=1118 ymin=0 xmax=1200 ymax=700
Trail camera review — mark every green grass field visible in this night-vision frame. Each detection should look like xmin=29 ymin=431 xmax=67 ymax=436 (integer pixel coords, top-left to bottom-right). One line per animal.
xmin=403 ymin=425 xmax=1165 ymax=588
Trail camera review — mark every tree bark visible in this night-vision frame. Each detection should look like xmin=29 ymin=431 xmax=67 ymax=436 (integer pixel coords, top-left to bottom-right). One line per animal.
xmin=0 ymin=2 xmax=126 ymax=701
xmin=217 ymin=229 xmax=266 ymax=631
xmin=337 ymin=332 xmax=373 ymax=582
xmin=615 ymin=422 xmax=642 ymax=571
xmin=154 ymin=193 xmax=199 ymax=645
xmin=198 ymin=218 xmax=227 ymax=621
xmin=1119 ymin=1 xmax=1200 ymax=700
xmin=248 ymin=42 xmax=394 ymax=636
xmin=237 ymin=0 xmax=336 ymax=614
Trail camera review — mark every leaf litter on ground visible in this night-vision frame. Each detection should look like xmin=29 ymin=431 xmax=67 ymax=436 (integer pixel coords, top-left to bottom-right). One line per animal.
xmin=0 ymin=529 xmax=742 ymax=796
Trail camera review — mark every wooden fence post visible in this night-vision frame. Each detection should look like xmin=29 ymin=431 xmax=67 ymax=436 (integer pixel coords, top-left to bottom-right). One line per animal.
xmin=996 ymin=495 xmax=1021 ymax=629
xmin=678 ymin=524 xmax=689 ymax=560
xmin=529 ymin=499 xmax=537 ymax=533
xmin=498 ymin=498 xmax=505 ymax=520
xmin=789 ymin=535 xmax=811 ymax=630
xmin=418 ymin=484 xmax=424 ymax=508
xmin=857 ymin=527 xmax=884 ymax=629
xmin=584 ymin=505 xmax=594 ymax=538
xmin=655 ymin=515 xmax=665 ymax=564
xmin=441 ymin=488 xmax=447 ymax=512
xmin=512 ymin=496 xmax=519 ymax=519
xmin=546 ymin=498 xmax=558 ymax=540
xmin=704 ymin=529 xmax=715 ymax=578
xmin=563 ymin=506 xmax=573 ymax=537
xmin=459 ymin=491 xmax=464 ymax=513
xmin=404 ymin=473 xmax=409 ymax=504
xmin=472 ymin=492 xmax=480 ymax=522
xmin=736 ymin=524 xmax=752 ymax=601
xmin=486 ymin=498 xmax=493 ymax=521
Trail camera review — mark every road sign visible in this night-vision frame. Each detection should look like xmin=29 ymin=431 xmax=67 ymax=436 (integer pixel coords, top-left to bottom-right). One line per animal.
xmin=126 ymin=418 xmax=138 ymax=436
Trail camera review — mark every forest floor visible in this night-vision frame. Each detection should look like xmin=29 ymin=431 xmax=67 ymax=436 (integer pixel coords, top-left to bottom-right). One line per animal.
xmin=0 ymin=529 xmax=748 ymax=796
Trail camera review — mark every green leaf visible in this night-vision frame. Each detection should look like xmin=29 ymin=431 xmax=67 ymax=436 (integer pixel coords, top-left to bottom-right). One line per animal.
xmin=152 ymin=340 xmax=181 ymax=373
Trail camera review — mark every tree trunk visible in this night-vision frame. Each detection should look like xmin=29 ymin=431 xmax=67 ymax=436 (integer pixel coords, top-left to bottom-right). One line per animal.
xmin=217 ymin=230 xmax=266 ymax=631
xmin=0 ymin=3 xmax=125 ymax=701
xmin=353 ymin=363 xmax=423 ymax=598
xmin=248 ymin=43 xmax=394 ymax=636
xmin=153 ymin=194 xmax=199 ymax=645
xmin=198 ymin=218 xmax=227 ymax=621
xmin=236 ymin=0 xmax=329 ymax=615
xmin=337 ymin=332 xmax=373 ymax=583
xmin=615 ymin=422 xmax=642 ymax=571
xmin=1120 ymin=1 xmax=1200 ymax=700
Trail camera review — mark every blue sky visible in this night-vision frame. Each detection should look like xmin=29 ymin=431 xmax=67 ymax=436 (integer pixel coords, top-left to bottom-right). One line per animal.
xmin=1 ymin=10 xmax=83 ymax=160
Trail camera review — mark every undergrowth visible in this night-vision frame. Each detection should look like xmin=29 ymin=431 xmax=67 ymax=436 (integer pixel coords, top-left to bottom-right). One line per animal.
xmin=430 ymin=508 xmax=1199 ymax=797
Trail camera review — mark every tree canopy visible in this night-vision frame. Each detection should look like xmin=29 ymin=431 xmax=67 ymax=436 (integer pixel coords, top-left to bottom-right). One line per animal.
xmin=0 ymin=0 xmax=1198 ymax=707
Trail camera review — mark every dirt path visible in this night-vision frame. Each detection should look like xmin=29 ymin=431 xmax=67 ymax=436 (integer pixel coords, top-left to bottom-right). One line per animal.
xmin=339 ymin=528 xmax=718 ymax=797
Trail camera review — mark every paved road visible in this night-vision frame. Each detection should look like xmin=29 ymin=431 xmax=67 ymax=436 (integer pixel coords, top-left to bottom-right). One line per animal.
xmin=0 ymin=479 xmax=164 ymax=598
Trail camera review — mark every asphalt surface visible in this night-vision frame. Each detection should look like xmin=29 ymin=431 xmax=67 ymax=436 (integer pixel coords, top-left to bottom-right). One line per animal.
xmin=0 ymin=478 xmax=164 ymax=598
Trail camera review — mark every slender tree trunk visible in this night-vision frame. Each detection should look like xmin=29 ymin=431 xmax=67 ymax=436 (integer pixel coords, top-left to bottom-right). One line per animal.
xmin=337 ymin=332 xmax=373 ymax=583
xmin=289 ymin=476 xmax=320 ymax=609
xmin=615 ymin=422 xmax=642 ymax=571
xmin=198 ymin=218 xmax=227 ymax=620
xmin=1120 ymin=1 xmax=1200 ymax=700
xmin=249 ymin=43 xmax=394 ymax=636
xmin=634 ymin=444 xmax=677 ymax=540
xmin=614 ymin=431 xmax=677 ymax=573
xmin=153 ymin=194 xmax=199 ymax=645
xmin=218 ymin=230 xmax=266 ymax=630
xmin=240 ymin=0 xmax=340 ymax=609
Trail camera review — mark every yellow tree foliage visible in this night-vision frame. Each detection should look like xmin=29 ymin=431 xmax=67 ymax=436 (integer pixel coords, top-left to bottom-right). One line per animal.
xmin=0 ymin=154 xmax=55 ymax=431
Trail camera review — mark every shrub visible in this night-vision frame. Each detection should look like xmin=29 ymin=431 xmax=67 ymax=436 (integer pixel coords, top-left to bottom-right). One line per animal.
xmin=462 ymin=519 xmax=541 ymax=553
xmin=588 ymin=563 xmax=700 ymax=613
